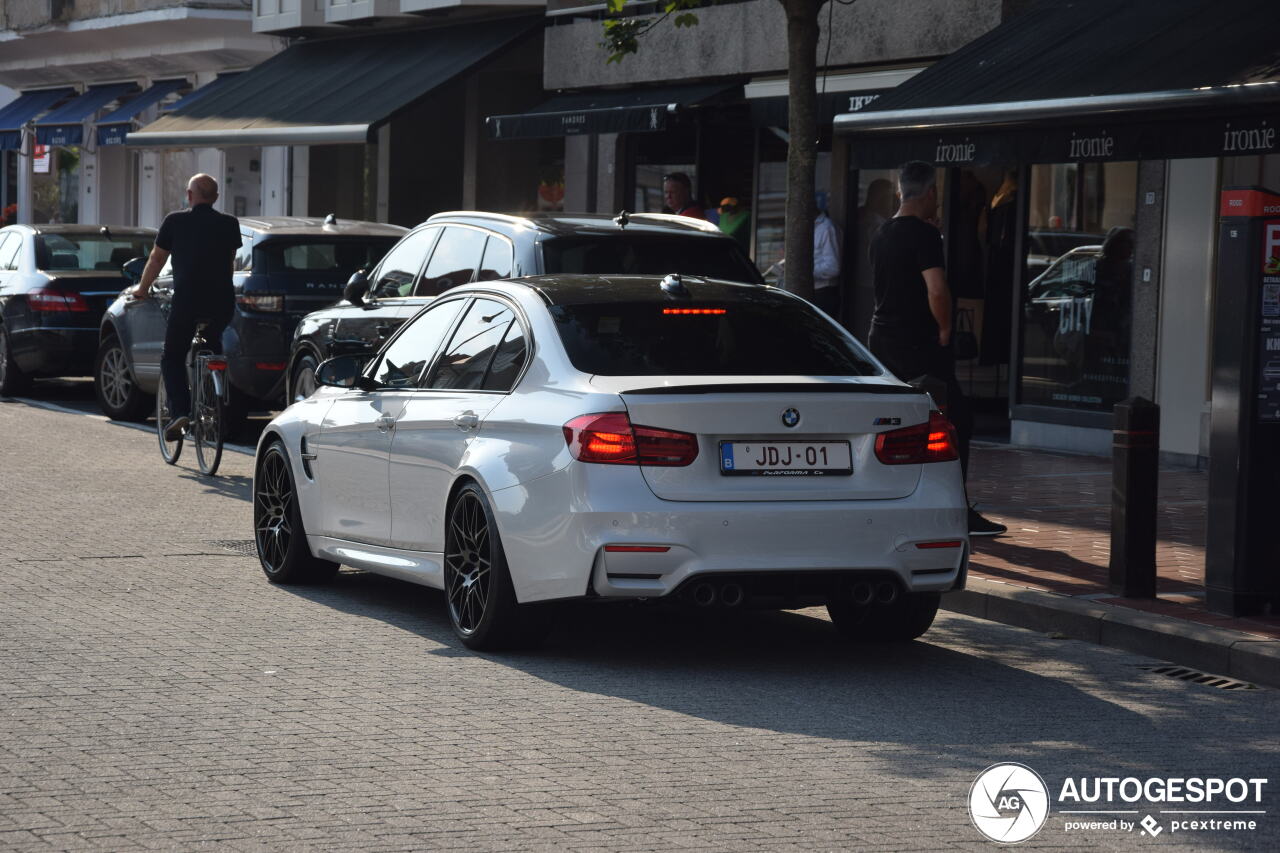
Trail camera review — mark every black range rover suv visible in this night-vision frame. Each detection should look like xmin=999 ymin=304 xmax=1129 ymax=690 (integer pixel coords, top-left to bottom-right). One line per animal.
xmin=286 ymin=211 xmax=764 ymax=402
xmin=95 ymin=216 xmax=406 ymax=424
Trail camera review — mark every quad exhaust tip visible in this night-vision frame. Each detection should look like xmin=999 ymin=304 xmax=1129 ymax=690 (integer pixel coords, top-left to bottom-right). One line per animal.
xmin=851 ymin=582 xmax=875 ymax=606
xmin=875 ymin=581 xmax=899 ymax=605
xmin=720 ymin=582 xmax=745 ymax=608
xmin=691 ymin=582 xmax=717 ymax=607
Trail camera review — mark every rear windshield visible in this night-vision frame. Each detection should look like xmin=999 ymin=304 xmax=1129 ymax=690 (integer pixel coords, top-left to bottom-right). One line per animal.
xmin=254 ymin=239 xmax=398 ymax=274
xmin=549 ymin=294 xmax=880 ymax=376
xmin=36 ymin=234 xmax=151 ymax=272
xmin=542 ymin=236 xmax=763 ymax=284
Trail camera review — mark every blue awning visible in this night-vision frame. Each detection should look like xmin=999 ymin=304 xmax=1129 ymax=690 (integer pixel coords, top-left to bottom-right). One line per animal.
xmin=96 ymin=79 xmax=188 ymax=146
xmin=35 ymin=83 xmax=138 ymax=147
xmin=0 ymin=88 xmax=75 ymax=150
xmin=160 ymin=73 xmax=240 ymax=114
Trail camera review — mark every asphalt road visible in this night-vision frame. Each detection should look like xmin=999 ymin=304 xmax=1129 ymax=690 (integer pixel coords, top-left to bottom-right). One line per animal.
xmin=1 ymin=382 xmax=1277 ymax=851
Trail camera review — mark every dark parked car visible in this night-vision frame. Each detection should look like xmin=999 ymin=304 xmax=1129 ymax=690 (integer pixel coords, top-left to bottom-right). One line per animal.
xmin=0 ymin=224 xmax=155 ymax=395
xmin=286 ymin=211 xmax=765 ymax=402
xmin=96 ymin=215 xmax=405 ymax=422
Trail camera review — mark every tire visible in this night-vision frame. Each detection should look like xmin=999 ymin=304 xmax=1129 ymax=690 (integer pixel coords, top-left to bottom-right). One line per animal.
xmin=0 ymin=324 xmax=31 ymax=396
xmin=94 ymin=335 xmax=149 ymax=421
xmin=827 ymin=589 xmax=940 ymax=642
xmin=192 ymin=366 xmax=223 ymax=476
xmin=289 ymin=353 xmax=319 ymax=405
xmin=444 ymin=483 xmax=550 ymax=651
xmin=254 ymin=440 xmax=338 ymax=584
xmin=155 ymin=379 xmax=183 ymax=465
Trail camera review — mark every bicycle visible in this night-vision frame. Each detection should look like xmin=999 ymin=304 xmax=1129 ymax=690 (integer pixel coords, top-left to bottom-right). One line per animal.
xmin=156 ymin=321 xmax=228 ymax=475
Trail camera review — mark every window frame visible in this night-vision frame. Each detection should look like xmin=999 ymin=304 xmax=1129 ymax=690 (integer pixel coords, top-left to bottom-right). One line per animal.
xmin=365 ymin=295 xmax=471 ymax=390
xmin=421 ymin=293 xmax=533 ymax=394
xmin=368 ymin=225 xmax=442 ymax=302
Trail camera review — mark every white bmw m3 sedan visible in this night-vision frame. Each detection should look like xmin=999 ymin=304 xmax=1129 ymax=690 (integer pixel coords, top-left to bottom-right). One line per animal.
xmin=252 ymin=274 xmax=969 ymax=649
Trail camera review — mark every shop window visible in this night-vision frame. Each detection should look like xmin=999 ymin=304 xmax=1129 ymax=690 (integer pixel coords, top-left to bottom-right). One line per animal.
xmin=32 ymin=146 xmax=80 ymax=224
xmin=755 ymin=149 xmax=832 ymax=284
xmin=1018 ymin=162 xmax=1138 ymax=412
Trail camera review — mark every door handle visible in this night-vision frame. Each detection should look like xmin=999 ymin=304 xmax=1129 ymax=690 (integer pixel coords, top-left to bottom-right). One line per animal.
xmin=452 ymin=411 xmax=479 ymax=431
xmin=377 ymin=414 xmax=396 ymax=433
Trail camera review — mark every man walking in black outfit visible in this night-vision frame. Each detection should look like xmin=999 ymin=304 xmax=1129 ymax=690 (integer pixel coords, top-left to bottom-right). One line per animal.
xmin=132 ymin=173 xmax=240 ymax=440
xmin=868 ymin=161 xmax=1006 ymax=536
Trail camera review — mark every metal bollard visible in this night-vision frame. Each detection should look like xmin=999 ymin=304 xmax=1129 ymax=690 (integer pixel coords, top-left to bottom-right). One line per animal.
xmin=1110 ymin=397 xmax=1159 ymax=598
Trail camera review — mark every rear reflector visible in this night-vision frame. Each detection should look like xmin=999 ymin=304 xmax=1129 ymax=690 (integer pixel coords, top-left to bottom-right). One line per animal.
xmin=28 ymin=288 xmax=89 ymax=312
xmin=563 ymin=412 xmax=698 ymax=467
xmin=255 ymin=362 xmax=286 ymax=371
xmin=604 ymin=545 xmax=671 ymax=553
xmin=874 ymin=410 xmax=959 ymax=465
xmin=915 ymin=540 xmax=964 ymax=549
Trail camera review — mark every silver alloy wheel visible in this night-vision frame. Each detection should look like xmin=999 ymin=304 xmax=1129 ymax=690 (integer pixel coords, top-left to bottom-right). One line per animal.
xmin=445 ymin=492 xmax=492 ymax=635
xmin=292 ymin=359 xmax=317 ymax=404
xmin=98 ymin=342 xmax=133 ymax=411
xmin=254 ymin=448 xmax=293 ymax=573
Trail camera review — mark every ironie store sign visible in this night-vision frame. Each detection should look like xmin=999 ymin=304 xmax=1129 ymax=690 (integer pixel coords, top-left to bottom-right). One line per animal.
xmin=849 ymin=116 xmax=1279 ymax=168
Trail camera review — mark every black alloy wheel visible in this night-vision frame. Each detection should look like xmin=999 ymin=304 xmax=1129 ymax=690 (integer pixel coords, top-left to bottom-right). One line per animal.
xmin=253 ymin=441 xmax=337 ymax=583
xmin=0 ymin=324 xmax=31 ymax=396
xmin=94 ymin=335 xmax=148 ymax=421
xmin=443 ymin=483 xmax=550 ymax=651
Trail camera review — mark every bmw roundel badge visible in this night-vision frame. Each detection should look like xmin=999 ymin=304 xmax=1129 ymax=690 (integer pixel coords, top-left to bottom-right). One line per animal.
xmin=781 ymin=407 xmax=800 ymax=428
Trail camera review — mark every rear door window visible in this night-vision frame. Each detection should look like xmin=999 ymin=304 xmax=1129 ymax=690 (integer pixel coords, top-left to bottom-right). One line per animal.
xmin=371 ymin=226 xmax=440 ymax=299
xmin=548 ymin=294 xmax=879 ymax=376
xmin=425 ymin=297 xmax=518 ymax=391
xmin=415 ymin=227 xmax=488 ymax=296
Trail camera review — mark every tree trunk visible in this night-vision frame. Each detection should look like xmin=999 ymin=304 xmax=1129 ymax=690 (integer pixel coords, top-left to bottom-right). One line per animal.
xmin=779 ymin=0 xmax=823 ymax=301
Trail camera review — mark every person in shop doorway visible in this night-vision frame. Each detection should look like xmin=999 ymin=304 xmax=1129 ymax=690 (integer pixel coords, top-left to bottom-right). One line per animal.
xmin=868 ymin=161 xmax=1008 ymax=537
xmin=812 ymin=191 xmax=842 ymax=318
xmin=717 ymin=197 xmax=751 ymax=251
xmin=662 ymin=172 xmax=705 ymax=220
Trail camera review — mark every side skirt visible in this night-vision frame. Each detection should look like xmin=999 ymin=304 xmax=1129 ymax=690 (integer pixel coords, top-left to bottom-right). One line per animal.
xmin=308 ymin=535 xmax=445 ymax=590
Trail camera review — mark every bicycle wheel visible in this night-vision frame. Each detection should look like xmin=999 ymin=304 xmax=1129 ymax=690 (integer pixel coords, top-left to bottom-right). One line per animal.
xmin=192 ymin=364 xmax=223 ymax=476
xmin=156 ymin=380 xmax=183 ymax=465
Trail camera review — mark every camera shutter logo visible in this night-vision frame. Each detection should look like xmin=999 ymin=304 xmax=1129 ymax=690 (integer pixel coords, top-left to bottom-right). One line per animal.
xmin=969 ymin=763 xmax=1050 ymax=843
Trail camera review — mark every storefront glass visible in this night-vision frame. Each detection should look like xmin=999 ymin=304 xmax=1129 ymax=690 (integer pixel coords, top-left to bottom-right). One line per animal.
xmin=1018 ymin=161 xmax=1138 ymax=412
xmin=755 ymin=134 xmax=831 ymax=283
xmin=32 ymin=146 xmax=80 ymax=223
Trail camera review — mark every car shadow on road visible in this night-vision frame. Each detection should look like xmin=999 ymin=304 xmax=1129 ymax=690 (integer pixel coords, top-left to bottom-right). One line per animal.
xmin=267 ymin=569 xmax=1279 ymax=781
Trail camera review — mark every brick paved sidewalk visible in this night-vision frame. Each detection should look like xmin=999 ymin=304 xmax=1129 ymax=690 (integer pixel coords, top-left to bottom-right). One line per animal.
xmin=965 ymin=442 xmax=1280 ymax=640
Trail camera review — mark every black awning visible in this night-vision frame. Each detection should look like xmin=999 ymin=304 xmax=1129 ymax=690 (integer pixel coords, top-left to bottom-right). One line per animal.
xmin=486 ymin=82 xmax=740 ymax=140
xmin=748 ymin=89 xmax=887 ymax=129
xmin=836 ymin=0 xmax=1280 ymax=167
xmin=127 ymin=16 xmax=539 ymax=148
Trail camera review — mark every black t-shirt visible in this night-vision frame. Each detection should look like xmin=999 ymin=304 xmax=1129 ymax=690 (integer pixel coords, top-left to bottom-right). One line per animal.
xmin=155 ymin=203 xmax=240 ymax=313
xmin=869 ymin=215 xmax=945 ymax=344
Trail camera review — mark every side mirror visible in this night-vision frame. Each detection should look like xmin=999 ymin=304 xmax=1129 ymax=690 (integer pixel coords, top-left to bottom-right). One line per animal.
xmin=315 ymin=355 xmax=377 ymax=391
xmin=344 ymin=270 xmax=369 ymax=307
xmin=121 ymin=257 xmax=146 ymax=284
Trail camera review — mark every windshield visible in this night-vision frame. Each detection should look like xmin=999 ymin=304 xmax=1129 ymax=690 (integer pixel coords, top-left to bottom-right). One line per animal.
xmin=549 ymin=292 xmax=880 ymax=377
xmin=254 ymin=238 xmax=398 ymax=274
xmin=35 ymin=233 xmax=151 ymax=273
xmin=542 ymin=235 xmax=764 ymax=284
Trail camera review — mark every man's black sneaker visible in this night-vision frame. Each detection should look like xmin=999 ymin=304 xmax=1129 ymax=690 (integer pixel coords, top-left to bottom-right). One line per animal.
xmin=164 ymin=415 xmax=189 ymax=441
xmin=968 ymin=508 xmax=1007 ymax=537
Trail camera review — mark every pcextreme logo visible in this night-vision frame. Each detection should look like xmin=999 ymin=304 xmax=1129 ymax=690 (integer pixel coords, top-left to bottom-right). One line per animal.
xmin=968 ymin=763 xmax=1270 ymax=844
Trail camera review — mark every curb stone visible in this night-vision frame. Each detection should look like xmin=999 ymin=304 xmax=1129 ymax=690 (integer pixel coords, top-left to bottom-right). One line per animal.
xmin=943 ymin=578 xmax=1280 ymax=689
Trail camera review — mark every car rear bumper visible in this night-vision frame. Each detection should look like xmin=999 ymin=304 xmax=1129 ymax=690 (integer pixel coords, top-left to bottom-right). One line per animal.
xmin=489 ymin=461 xmax=968 ymax=604
xmin=10 ymin=326 xmax=98 ymax=377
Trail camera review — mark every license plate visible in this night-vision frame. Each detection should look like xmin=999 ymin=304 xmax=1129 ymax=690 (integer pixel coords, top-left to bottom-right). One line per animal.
xmin=719 ymin=441 xmax=852 ymax=476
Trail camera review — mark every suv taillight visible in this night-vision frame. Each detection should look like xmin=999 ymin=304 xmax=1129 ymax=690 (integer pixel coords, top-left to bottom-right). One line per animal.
xmin=236 ymin=293 xmax=284 ymax=312
xmin=563 ymin=412 xmax=699 ymax=467
xmin=874 ymin=411 xmax=959 ymax=465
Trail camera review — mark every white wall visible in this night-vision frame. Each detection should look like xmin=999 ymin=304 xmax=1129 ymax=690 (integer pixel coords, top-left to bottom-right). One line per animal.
xmin=1156 ymin=158 xmax=1218 ymax=461
xmin=260 ymin=146 xmax=289 ymax=216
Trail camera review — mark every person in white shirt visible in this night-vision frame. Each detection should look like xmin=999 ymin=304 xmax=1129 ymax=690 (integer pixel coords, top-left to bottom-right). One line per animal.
xmin=812 ymin=191 xmax=842 ymax=318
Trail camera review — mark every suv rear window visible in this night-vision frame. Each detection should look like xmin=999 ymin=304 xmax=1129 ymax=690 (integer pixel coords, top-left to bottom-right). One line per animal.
xmin=542 ymin=236 xmax=763 ymax=284
xmin=255 ymin=239 xmax=398 ymax=274
xmin=549 ymin=295 xmax=879 ymax=376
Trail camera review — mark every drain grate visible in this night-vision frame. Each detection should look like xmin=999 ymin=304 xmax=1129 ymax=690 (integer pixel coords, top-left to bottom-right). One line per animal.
xmin=1139 ymin=664 xmax=1257 ymax=690
xmin=208 ymin=539 xmax=258 ymax=557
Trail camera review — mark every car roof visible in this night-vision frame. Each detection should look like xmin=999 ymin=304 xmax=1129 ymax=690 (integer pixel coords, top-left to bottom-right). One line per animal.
xmin=483 ymin=274 xmax=785 ymax=306
xmin=21 ymin=225 xmax=155 ymax=236
xmin=425 ymin=211 xmax=730 ymax=240
xmin=237 ymin=216 xmax=408 ymax=238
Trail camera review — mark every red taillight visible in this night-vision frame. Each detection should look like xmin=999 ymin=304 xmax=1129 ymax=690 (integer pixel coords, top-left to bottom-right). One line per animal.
xmin=563 ymin=412 xmax=699 ymax=467
xmin=28 ymin=288 xmax=89 ymax=312
xmin=874 ymin=411 xmax=959 ymax=465
xmin=236 ymin=293 xmax=284 ymax=312
xmin=604 ymin=545 xmax=671 ymax=553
